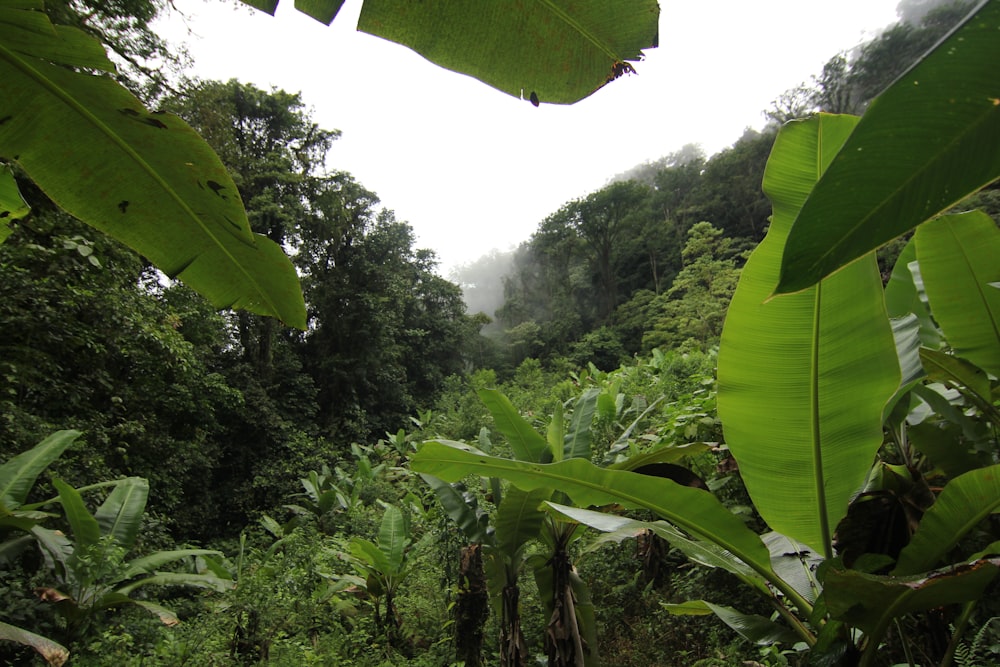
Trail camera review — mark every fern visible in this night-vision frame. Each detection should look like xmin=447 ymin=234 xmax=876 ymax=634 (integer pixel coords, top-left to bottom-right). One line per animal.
xmin=954 ymin=617 xmax=1000 ymax=667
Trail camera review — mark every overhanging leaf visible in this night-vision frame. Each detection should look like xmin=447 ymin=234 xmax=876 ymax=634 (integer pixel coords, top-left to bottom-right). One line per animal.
xmin=915 ymin=211 xmax=1000 ymax=376
xmin=775 ymin=0 xmax=1000 ymax=294
xmin=293 ymin=0 xmax=345 ymax=25
xmin=357 ymin=1 xmax=659 ymax=105
xmin=547 ymin=503 xmax=763 ymax=589
xmin=717 ymin=115 xmax=900 ymax=556
xmin=0 ymin=5 xmax=306 ymax=327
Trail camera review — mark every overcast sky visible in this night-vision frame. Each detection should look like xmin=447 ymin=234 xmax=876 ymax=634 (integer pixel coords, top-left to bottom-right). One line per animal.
xmin=155 ymin=0 xmax=903 ymax=275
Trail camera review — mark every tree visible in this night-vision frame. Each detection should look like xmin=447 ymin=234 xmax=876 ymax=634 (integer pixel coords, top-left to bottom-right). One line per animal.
xmin=642 ymin=222 xmax=741 ymax=351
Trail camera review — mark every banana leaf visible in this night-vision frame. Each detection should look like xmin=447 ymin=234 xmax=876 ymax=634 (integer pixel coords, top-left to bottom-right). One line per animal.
xmin=718 ymin=114 xmax=899 ymax=556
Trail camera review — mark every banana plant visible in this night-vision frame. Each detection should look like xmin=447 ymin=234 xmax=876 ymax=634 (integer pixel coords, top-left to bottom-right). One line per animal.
xmin=32 ymin=476 xmax=231 ymax=639
xmin=413 ymin=6 xmax=1000 ymax=659
xmin=341 ymin=502 xmax=413 ymax=645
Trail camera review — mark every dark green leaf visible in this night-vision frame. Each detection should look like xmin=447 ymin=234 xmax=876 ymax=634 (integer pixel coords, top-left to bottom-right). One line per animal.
xmin=776 ymin=0 xmax=1000 ymax=293
xmin=824 ymin=558 xmax=1000 ymax=636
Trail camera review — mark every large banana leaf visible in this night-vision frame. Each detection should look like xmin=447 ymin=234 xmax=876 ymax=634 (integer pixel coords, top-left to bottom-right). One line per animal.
xmin=0 ymin=430 xmax=78 ymax=509
xmin=914 ymin=211 xmax=1000 ymax=376
xmin=894 ymin=464 xmax=1000 ymax=575
xmin=94 ymin=477 xmax=148 ymax=551
xmin=717 ymin=115 xmax=900 ymax=557
xmin=243 ymin=0 xmax=659 ymax=105
xmin=774 ymin=0 xmax=1000 ymax=294
xmin=410 ymin=441 xmax=784 ymax=592
xmin=0 ymin=2 xmax=306 ymax=327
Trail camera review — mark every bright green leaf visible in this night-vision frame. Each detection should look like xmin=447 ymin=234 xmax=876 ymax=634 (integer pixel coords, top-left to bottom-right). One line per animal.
xmin=775 ymin=0 xmax=1000 ymax=293
xmin=377 ymin=504 xmax=408 ymax=573
xmin=564 ymin=388 xmax=599 ymax=460
xmin=718 ymin=115 xmax=899 ymax=556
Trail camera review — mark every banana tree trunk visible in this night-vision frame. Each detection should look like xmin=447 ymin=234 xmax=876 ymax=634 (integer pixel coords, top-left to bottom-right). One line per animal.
xmin=455 ymin=543 xmax=489 ymax=667
xmin=500 ymin=583 xmax=528 ymax=667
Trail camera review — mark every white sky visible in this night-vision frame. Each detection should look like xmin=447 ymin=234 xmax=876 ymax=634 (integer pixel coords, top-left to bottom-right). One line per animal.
xmin=155 ymin=0 xmax=902 ymax=275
